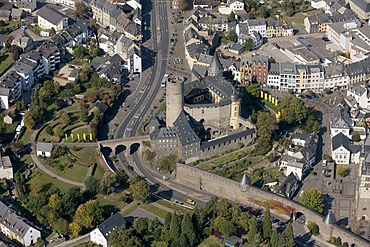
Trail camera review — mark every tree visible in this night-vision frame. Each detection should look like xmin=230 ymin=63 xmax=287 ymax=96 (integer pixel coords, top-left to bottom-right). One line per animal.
xmin=227 ymin=30 xmax=238 ymax=43
xmin=263 ymin=207 xmax=272 ymax=239
xmin=74 ymin=2 xmax=88 ymax=18
xmin=256 ymin=111 xmax=277 ymax=140
xmin=217 ymin=218 xmax=236 ymax=237
xmin=270 ymin=228 xmax=279 ymax=247
xmin=169 ymin=213 xmax=181 ymax=242
xmin=99 ymin=172 xmax=117 ymax=195
xmin=129 ymin=176 xmax=151 ymax=202
xmin=352 ymin=134 xmax=360 ymax=142
xmin=334 ymin=236 xmax=342 ymax=247
xmin=307 ymin=221 xmax=320 ymax=236
xmin=181 ymin=213 xmax=197 ymax=246
xmin=133 ymin=217 xmax=148 ymax=236
xmin=11 ymin=45 xmax=22 ymax=61
xmin=247 ymin=217 xmax=258 ymax=243
xmin=53 ymin=125 xmax=64 ymax=138
xmin=259 ymin=6 xmax=270 ymax=18
xmin=69 ymin=222 xmax=82 ymax=237
xmin=227 ymin=11 xmax=236 ymax=22
xmin=74 ymin=200 xmax=103 ymax=229
xmin=143 ymin=149 xmax=156 ymax=163
xmin=109 ymin=228 xmax=142 ymax=247
xmin=159 ymin=154 xmax=177 ymax=173
xmin=49 ymin=28 xmax=56 ymax=37
xmin=301 ymin=114 xmax=320 ymax=133
xmin=59 ymin=110 xmax=71 ymax=126
xmin=79 ymin=106 xmax=89 ymax=122
xmin=73 ymin=46 xmax=87 ymax=60
xmin=177 ymin=0 xmax=188 ymax=11
xmin=337 ymin=164 xmax=347 ymax=177
xmin=243 ymin=38 xmax=254 ymax=51
xmin=84 ymin=176 xmax=99 ymax=195
xmin=52 ymin=218 xmax=69 ymax=235
xmin=36 ymin=238 xmax=45 ymax=247
xmin=279 ymin=96 xmax=308 ymax=125
xmin=300 ymin=188 xmax=324 ymax=213
xmin=281 ymin=222 xmax=295 ymax=246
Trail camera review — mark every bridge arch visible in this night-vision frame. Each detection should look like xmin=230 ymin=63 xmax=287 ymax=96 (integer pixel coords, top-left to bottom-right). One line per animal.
xmin=129 ymin=143 xmax=141 ymax=155
xmin=115 ymin=144 xmax=127 ymax=155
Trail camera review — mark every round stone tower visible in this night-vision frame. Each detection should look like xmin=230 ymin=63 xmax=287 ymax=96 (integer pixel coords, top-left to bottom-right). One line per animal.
xmin=230 ymin=88 xmax=241 ymax=129
xmin=166 ymin=76 xmax=184 ymax=127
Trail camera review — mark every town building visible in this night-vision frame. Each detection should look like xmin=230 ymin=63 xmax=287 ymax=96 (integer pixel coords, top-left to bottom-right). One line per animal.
xmin=0 ymin=201 xmax=41 ymax=246
xmin=347 ymin=84 xmax=370 ymax=109
xmin=36 ymin=142 xmax=54 ymax=157
xmin=0 ymin=70 xmax=22 ymax=109
xmin=358 ymin=136 xmax=370 ymax=221
xmin=11 ymin=0 xmax=37 ymax=13
xmin=235 ymin=23 xmax=263 ymax=49
xmin=331 ymin=132 xmax=361 ymax=164
xmin=330 ymin=103 xmax=352 ymax=138
xmin=304 ymin=11 xmax=356 ymax=33
xmin=193 ymin=0 xmax=218 ymax=10
xmin=218 ymin=0 xmax=245 ymax=15
xmin=37 ymin=6 xmax=69 ymax=32
xmin=96 ymin=54 xmax=127 ymax=84
xmin=246 ymin=18 xmax=267 ymax=38
xmin=0 ymin=155 xmax=12 ymax=179
xmin=279 ymin=133 xmax=318 ymax=181
xmin=266 ymin=19 xmax=294 ymax=38
xmin=240 ymin=54 xmax=269 ymax=85
xmin=276 ymin=172 xmax=300 ymax=199
xmin=348 ymin=0 xmax=370 ymax=20
xmin=90 ymin=212 xmax=127 ymax=247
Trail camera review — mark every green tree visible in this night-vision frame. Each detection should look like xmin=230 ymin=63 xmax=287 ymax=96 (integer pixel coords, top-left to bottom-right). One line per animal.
xmin=281 ymin=222 xmax=295 ymax=246
xmin=74 ymin=2 xmax=88 ymax=18
xmin=79 ymin=106 xmax=89 ymax=122
xmin=84 ymin=176 xmax=99 ymax=195
xmin=300 ymin=188 xmax=324 ymax=213
xmin=59 ymin=110 xmax=71 ymax=126
xmin=129 ymin=176 xmax=151 ymax=202
xmin=279 ymin=96 xmax=308 ymax=125
xmin=74 ymin=200 xmax=103 ymax=229
xmin=301 ymin=114 xmax=320 ymax=133
xmin=133 ymin=217 xmax=148 ymax=236
xmin=243 ymin=38 xmax=254 ymax=51
xmin=169 ymin=213 xmax=181 ymax=242
xmin=334 ymin=236 xmax=342 ymax=247
xmin=69 ymin=222 xmax=82 ymax=237
xmin=218 ymin=218 xmax=236 ymax=237
xmin=227 ymin=11 xmax=236 ymax=22
xmin=159 ymin=154 xmax=177 ymax=173
xmin=227 ymin=30 xmax=238 ymax=43
xmin=263 ymin=207 xmax=272 ymax=239
xmin=352 ymin=134 xmax=360 ymax=142
xmin=216 ymin=198 xmax=231 ymax=219
xmin=73 ymin=46 xmax=87 ymax=59
xmin=99 ymin=172 xmax=117 ymax=195
xmin=337 ymin=164 xmax=347 ymax=177
xmin=270 ymin=228 xmax=279 ymax=247
xmin=53 ymin=125 xmax=64 ymax=138
xmin=247 ymin=217 xmax=258 ymax=243
xmin=256 ymin=111 xmax=278 ymax=140
xmin=36 ymin=237 xmax=45 ymax=247
xmin=49 ymin=27 xmax=56 ymax=36
xmin=259 ymin=6 xmax=270 ymax=18
xmin=52 ymin=218 xmax=69 ymax=235
xmin=181 ymin=213 xmax=197 ymax=246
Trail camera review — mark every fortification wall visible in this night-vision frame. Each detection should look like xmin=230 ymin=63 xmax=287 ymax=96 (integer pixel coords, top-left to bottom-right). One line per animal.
xmin=175 ymin=164 xmax=369 ymax=247
xmin=184 ymin=103 xmax=230 ymax=129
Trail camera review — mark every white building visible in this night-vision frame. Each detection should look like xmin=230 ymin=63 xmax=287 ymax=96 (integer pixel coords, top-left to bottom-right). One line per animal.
xmin=37 ymin=6 xmax=69 ymax=32
xmin=36 ymin=142 xmax=54 ymax=157
xmin=331 ymin=132 xmax=361 ymax=164
xmin=90 ymin=212 xmax=127 ymax=247
xmin=347 ymin=84 xmax=370 ymax=109
xmin=218 ymin=0 xmax=245 ymax=15
xmin=0 ymin=156 xmax=13 ymax=179
xmin=0 ymin=201 xmax=41 ymax=246
xmin=330 ymin=104 xmax=352 ymax=138
xmin=246 ymin=18 xmax=267 ymax=37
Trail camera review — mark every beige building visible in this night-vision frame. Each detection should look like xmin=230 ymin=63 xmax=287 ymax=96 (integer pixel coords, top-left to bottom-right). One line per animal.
xmin=348 ymin=0 xmax=370 ymax=20
xmin=3 ymin=114 xmax=12 ymax=124
xmin=37 ymin=6 xmax=69 ymax=32
xmin=0 ymin=156 xmax=13 ymax=179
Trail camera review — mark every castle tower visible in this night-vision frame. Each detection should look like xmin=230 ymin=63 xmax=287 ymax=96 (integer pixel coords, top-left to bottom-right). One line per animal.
xmin=208 ymin=51 xmax=223 ymax=76
xmin=166 ymin=76 xmax=184 ymax=127
xmin=240 ymin=173 xmax=251 ymax=192
xmin=230 ymin=88 xmax=241 ymax=129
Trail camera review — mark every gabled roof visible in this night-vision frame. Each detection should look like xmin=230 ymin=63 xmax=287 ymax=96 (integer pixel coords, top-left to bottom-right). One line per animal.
xmin=36 ymin=142 xmax=54 ymax=153
xmin=97 ymin=212 xmax=127 ymax=240
xmin=173 ymin=111 xmax=200 ymax=146
xmin=37 ymin=6 xmax=67 ymax=25
xmin=208 ymin=51 xmax=223 ymax=76
xmin=332 ymin=132 xmax=350 ymax=151
xmin=93 ymin=100 xmax=109 ymax=113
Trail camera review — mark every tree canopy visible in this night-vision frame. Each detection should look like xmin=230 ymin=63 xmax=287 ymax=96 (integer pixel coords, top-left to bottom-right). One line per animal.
xmin=300 ymin=188 xmax=324 ymax=213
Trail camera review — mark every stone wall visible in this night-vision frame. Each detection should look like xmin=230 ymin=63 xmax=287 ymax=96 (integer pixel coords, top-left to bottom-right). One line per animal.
xmin=175 ymin=164 xmax=370 ymax=247
xmin=184 ymin=103 xmax=231 ymax=129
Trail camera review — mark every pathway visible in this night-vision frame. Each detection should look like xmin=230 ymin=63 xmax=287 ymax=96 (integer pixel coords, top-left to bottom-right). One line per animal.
xmin=29 ymin=124 xmax=85 ymax=187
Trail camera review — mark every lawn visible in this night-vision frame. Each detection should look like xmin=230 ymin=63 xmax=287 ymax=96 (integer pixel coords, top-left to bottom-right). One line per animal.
xmin=199 ymin=236 xmax=223 ymax=247
xmin=196 ymin=149 xmax=250 ymax=171
xmin=122 ymin=204 xmax=139 ymax=216
xmin=40 ymin=146 xmax=99 ymax=183
xmin=18 ymin=128 xmax=33 ymax=143
xmin=0 ymin=54 xmax=14 ymax=76
xmin=29 ymin=167 xmax=75 ymax=193
xmin=140 ymin=204 xmax=168 ymax=219
xmin=284 ymin=9 xmax=324 ymax=25
xmin=64 ymin=126 xmax=92 ymax=143
xmin=155 ymin=199 xmax=191 ymax=213
xmin=96 ymin=193 xmax=125 ymax=208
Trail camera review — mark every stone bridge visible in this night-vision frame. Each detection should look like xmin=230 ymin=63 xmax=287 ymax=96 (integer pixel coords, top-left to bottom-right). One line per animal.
xmin=98 ymin=135 xmax=150 ymax=155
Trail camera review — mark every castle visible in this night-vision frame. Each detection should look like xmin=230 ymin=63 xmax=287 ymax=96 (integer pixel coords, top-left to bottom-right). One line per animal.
xmin=148 ymin=52 xmax=256 ymax=163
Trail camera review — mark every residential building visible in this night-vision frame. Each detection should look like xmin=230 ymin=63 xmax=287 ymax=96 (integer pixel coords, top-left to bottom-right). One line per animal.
xmin=96 ymin=54 xmax=127 ymax=84
xmin=193 ymin=0 xmax=218 ymax=10
xmin=0 ymin=70 xmax=22 ymax=104
xmin=284 ymin=45 xmax=320 ymax=64
xmin=224 ymin=235 xmax=242 ymax=247
xmin=330 ymin=104 xmax=352 ymax=138
xmin=0 ymin=2 xmax=13 ymax=21
xmin=331 ymin=132 xmax=361 ymax=164
xmin=266 ymin=63 xmax=324 ymax=92
xmin=276 ymin=172 xmax=300 ymax=198
xmin=0 ymin=201 xmax=41 ymax=246
xmin=11 ymin=0 xmax=37 ymax=13
xmin=13 ymin=60 xmax=34 ymax=92
xmin=192 ymin=8 xmax=228 ymax=32
xmin=218 ymin=0 xmax=245 ymax=15
xmin=348 ymin=0 xmax=370 ymax=20
xmin=90 ymin=212 xmax=127 ymax=247
xmin=3 ymin=114 xmax=12 ymax=124
xmin=279 ymin=134 xmax=318 ymax=181
xmin=0 ymin=155 xmax=12 ymax=179
xmin=246 ymin=18 xmax=266 ymax=37
xmin=240 ymin=54 xmax=268 ymax=85
xmin=347 ymin=84 xmax=370 ymax=109
xmin=37 ymin=6 xmax=69 ymax=32
xmin=266 ymin=19 xmax=294 ymax=38
xmin=38 ymin=41 xmax=61 ymax=74
xmin=323 ymin=63 xmax=349 ymax=90
xmin=235 ymin=23 xmax=263 ymax=49
xmin=304 ymin=12 xmax=356 ymax=33
xmin=36 ymin=142 xmax=54 ymax=157
xmin=0 ymin=88 xmax=10 ymax=109
xmin=0 ymin=34 xmax=7 ymax=49
xmin=326 ymin=20 xmax=361 ymax=53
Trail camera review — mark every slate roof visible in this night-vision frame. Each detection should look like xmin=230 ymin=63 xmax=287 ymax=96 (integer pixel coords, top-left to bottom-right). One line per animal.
xmin=98 ymin=54 xmax=125 ymax=81
xmin=331 ymin=104 xmax=351 ymax=129
xmin=97 ymin=212 xmax=127 ymax=240
xmin=173 ymin=111 xmax=200 ymax=146
xmin=37 ymin=6 xmax=66 ymax=25
xmin=351 ymin=0 xmax=370 ymax=12
xmin=0 ymin=87 xmax=10 ymax=96
xmin=208 ymin=51 xmax=223 ymax=76
xmin=240 ymin=173 xmax=251 ymax=186
xmin=277 ymin=172 xmax=299 ymax=198
xmin=348 ymin=85 xmax=366 ymax=97
xmin=185 ymin=42 xmax=209 ymax=59
xmin=0 ymin=71 xmax=21 ymax=89
xmin=0 ymin=34 xmax=7 ymax=43
xmin=93 ymin=100 xmax=109 ymax=113
xmin=201 ymin=129 xmax=255 ymax=149
xmin=323 ymin=210 xmax=336 ymax=224
xmin=36 ymin=142 xmax=54 ymax=153
xmin=150 ymin=127 xmax=178 ymax=141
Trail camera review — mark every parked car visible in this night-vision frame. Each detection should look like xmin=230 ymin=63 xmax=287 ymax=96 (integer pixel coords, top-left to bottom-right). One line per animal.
xmin=186 ymin=199 xmax=196 ymax=205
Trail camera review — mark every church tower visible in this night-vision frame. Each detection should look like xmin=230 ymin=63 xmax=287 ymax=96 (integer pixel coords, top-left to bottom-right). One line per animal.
xmin=208 ymin=51 xmax=223 ymax=76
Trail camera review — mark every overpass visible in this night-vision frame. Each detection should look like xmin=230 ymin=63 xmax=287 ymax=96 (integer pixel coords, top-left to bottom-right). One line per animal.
xmin=98 ymin=135 xmax=150 ymax=155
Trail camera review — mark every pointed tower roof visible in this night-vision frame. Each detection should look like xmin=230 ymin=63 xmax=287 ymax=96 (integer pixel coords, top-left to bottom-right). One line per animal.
xmin=240 ymin=173 xmax=251 ymax=186
xmin=323 ymin=210 xmax=336 ymax=224
xmin=208 ymin=51 xmax=223 ymax=76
